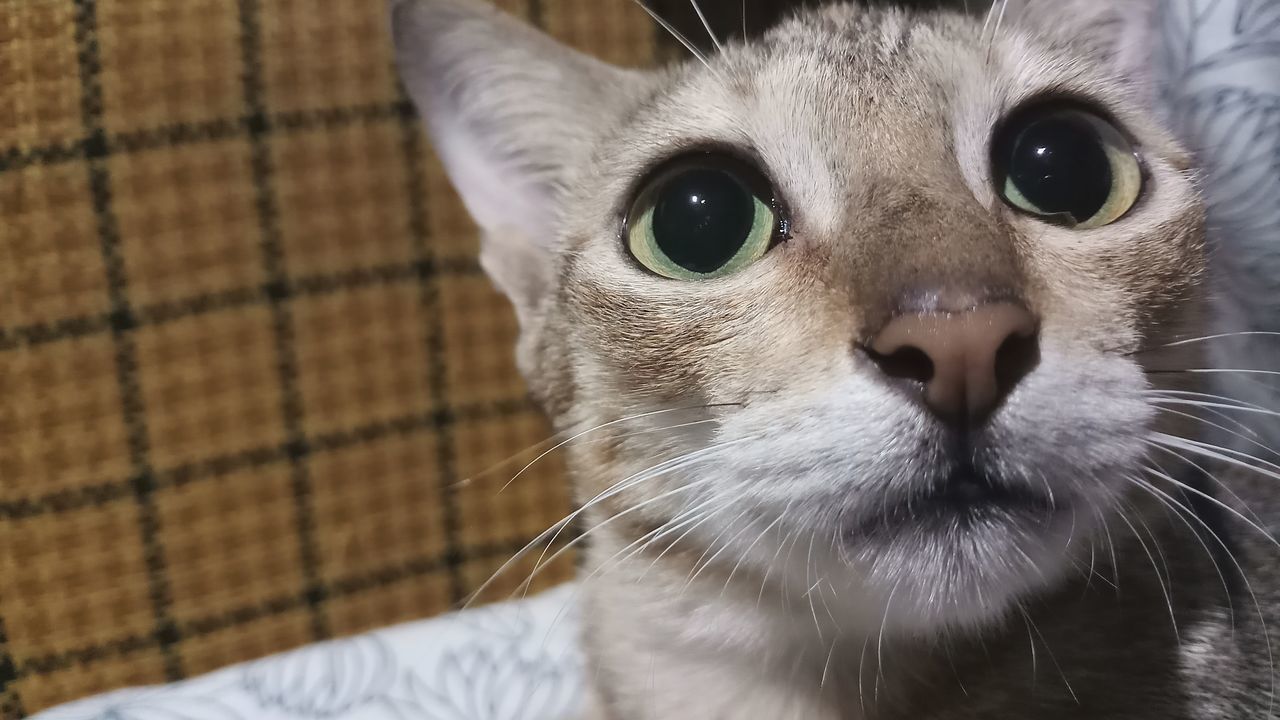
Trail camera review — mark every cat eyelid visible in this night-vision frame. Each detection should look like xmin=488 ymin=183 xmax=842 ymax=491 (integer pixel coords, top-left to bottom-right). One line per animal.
xmin=614 ymin=141 xmax=789 ymax=232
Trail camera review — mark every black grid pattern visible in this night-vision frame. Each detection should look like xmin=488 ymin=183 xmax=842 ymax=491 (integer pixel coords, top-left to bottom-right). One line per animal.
xmin=0 ymin=0 xmax=682 ymax=713
xmin=73 ymin=0 xmax=185 ymax=682
xmin=236 ymin=0 xmax=330 ymax=643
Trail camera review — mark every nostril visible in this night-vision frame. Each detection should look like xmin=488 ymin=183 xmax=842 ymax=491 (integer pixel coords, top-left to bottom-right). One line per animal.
xmin=994 ymin=330 xmax=1039 ymax=398
xmin=864 ymin=344 xmax=934 ymax=385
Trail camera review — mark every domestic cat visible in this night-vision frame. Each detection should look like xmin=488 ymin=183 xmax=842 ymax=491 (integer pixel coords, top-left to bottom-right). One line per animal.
xmin=393 ymin=0 xmax=1280 ymax=717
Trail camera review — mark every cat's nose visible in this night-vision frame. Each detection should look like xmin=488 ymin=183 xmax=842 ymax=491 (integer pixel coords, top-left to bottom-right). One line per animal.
xmin=865 ymin=302 xmax=1039 ymax=426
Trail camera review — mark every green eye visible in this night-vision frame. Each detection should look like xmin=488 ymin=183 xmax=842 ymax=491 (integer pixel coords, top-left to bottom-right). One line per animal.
xmin=625 ymin=154 xmax=783 ymax=280
xmin=992 ymin=104 xmax=1143 ymax=230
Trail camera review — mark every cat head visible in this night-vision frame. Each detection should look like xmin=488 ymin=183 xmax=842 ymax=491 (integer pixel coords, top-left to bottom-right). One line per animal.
xmin=395 ymin=0 xmax=1206 ymax=634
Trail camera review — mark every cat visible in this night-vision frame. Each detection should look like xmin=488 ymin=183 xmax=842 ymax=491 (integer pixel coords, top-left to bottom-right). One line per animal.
xmin=393 ymin=0 xmax=1280 ymax=717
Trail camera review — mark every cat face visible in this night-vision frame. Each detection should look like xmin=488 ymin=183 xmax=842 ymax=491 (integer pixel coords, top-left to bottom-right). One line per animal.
xmin=396 ymin=0 xmax=1205 ymax=633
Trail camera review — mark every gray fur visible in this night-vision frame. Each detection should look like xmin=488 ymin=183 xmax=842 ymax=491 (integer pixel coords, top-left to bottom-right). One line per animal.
xmin=394 ymin=1 xmax=1280 ymax=717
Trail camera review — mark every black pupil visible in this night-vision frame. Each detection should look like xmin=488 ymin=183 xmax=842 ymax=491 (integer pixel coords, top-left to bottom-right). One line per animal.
xmin=1004 ymin=114 xmax=1112 ymax=223
xmin=651 ymin=167 xmax=756 ymax=273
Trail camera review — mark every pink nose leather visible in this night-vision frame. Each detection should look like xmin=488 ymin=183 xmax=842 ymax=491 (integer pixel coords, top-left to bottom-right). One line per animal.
xmin=867 ymin=302 xmax=1039 ymax=425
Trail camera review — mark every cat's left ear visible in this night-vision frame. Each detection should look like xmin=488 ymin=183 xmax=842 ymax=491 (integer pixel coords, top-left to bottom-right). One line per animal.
xmin=391 ymin=0 xmax=645 ymax=324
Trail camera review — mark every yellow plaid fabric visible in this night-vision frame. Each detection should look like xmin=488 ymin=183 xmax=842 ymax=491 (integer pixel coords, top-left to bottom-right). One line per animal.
xmin=0 ymin=0 xmax=661 ymax=714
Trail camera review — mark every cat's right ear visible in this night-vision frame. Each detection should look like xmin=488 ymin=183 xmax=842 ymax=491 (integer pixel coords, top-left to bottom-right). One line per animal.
xmin=392 ymin=0 xmax=643 ymax=324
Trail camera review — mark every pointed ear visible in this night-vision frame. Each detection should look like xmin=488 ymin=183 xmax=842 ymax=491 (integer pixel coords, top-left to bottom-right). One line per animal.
xmin=392 ymin=0 xmax=643 ymax=324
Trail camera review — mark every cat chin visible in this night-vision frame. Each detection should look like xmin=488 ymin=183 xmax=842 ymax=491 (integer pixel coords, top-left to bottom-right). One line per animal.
xmin=833 ymin=506 xmax=1083 ymax=635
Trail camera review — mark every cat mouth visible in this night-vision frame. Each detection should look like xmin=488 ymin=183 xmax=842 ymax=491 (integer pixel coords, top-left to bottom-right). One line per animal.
xmin=846 ymin=462 xmax=1057 ymax=542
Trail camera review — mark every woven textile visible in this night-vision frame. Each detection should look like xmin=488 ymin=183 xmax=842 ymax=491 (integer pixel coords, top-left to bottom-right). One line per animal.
xmin=0 ymin=0 xmax=665 ymax=714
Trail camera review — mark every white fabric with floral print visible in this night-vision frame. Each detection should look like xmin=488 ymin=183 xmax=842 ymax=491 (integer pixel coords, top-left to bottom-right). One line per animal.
xmin=32 ymin=585 xmax=583 ymax=720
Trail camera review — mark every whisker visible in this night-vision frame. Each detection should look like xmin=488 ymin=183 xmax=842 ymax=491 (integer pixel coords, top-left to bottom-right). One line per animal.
xmin=1139 ymin=453 xmax=1280 ymax=554
xmin=820 ymin=639 xmax=838 ymax=690
xmin=1149 ymin=368 xmax=1280 ymax=378
xmin=499 ymin=415 xmax=722 ymax=492
xmin=1143 ymin=330 xmax=1280 ymax=351
xmin=858 ymin=630 xmax=871 ymax=717
xmin=1148 ymin=397 xmax=1280 ymax=421
xmin=1147 ymin=441 xmax=1270 ymax=529
xmin=1129 ymin=498 xmax=1174 ymax=588
xmin=523 ymin=436 xmax=757 ymax=585
xmin=688 ymin=0 xmax=725 ymax=53
xmin=463 ymin=437 xmax=751 ymax=608
xmin=1129 ymin=469 xmax=1278 ymax=714
xmin=1121 ymin=474 xmax=1235 ymax=628
xmin=1152 ymin=433 xmax=1280 ymax=478
xmin=581 ymin=494 xmax=722 ymax=588
xmin=1017 ymin=605 xmax=1079 ymax=703
xmin=757 ymin=516 xmax=796 ymax=611
xmin=1149 ymin=396 xmax=1262 ymax=439
xmin=1113 ymin=504 xmax=1181 ymax=646
xmin=681 ymin=506 xmax=758 ymax=596
xmin=874 ymin=579 xmax=902 ymax=703
xmin=805 ymin=531 xmax=825 ymax=644
xmin=1094 ymin=505 xmax=1121 ymax=590
xmin=1153 ymin=405 xmax=1278 ymax=462
xmin=723 ymin=509 xmax=786 ymax=596
xmin=991 ymin=0 xmax=1010 ymax=44
xmin=634 ymin=0 xmax=716 ymax=73
xmin=455 ymin=405 xmax=732 ymax=490
xmin=1145 ymin=388 xmax=1275 ymax=413
xmin=513 ymin=475 xmax=721 ymax=602
xmin=639 ymin=499 xmax=731 ymax=582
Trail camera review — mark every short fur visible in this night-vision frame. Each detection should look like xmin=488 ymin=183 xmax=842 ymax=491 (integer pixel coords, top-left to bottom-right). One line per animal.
xmin=394 ymin=1 xmax=1280 ymax=717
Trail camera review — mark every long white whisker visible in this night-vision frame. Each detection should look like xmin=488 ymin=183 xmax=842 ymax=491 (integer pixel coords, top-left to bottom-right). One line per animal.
xmin=1140 ymin=455 xmax=1280 ymax=554
xmin=681 ymin=506 xmax=757 ymax=595
xmin=1154 ymin=368 xmax=1280 ymax=378
xmin=516 ymin=476 xmax=722 ymax=600
xmin=1149 ymin=398 xmax=1280 ymax=421
xmin=688 ymin=0 xmax=724 ymax=53
xmin=1151 ymin=331 xmax=1280 ymax=349
xmin=465 ymin=437 xmax=751 ymax=607
xmin=1148 ymin=442 xmax=1269 ymax=529
xmin=1114 ymin=504 xmax=1181 ymax=646
xmin=1146 ymin=387 xmax=1276 ymax=415
xmin=757 ymin=513 xmax=794 ymax=611
xmin=1128 ymin=470 xmax=1277 ymax=714
xmin=874 ymin=578 xmax=902 ymax=704
xmin=584 ymin=495 xmax=722 ymax=587
xmin=640 ymin=501 xmax=729 ymax=582
xmin=1122 ymin=474 xmax=1235 ymax=628
xmin=634 ymin=0 xmax=716 ymax=74
xmin=1155 ymin=406 xmax=1279 ymax=462
xmin=498 ymin=407 xmax=723 ymax=491
xmin=1150 ymin=397 xmax=1263 ymax=440
xmin=1152 ymin=433 xmax=1280 ymax=478
xmin=1017 ymin=605 xmax=1079 ymax=703
xmin=805 ymin=531 xmax=825 ymax=644
xmin=1094 ymin=505 xmax=1121 ymax=590
xmin=724 ymin=510 xmax=786 ymax=596
xmin=991 ymin=0 xmax=1010 ymax=43
xmin=525 ymin=437 xmax=756 ymax=584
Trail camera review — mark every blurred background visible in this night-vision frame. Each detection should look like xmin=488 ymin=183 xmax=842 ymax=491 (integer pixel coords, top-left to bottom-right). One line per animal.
xmin=0 ymin=0 xmax=944 ymax=715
